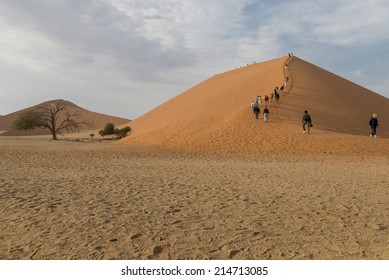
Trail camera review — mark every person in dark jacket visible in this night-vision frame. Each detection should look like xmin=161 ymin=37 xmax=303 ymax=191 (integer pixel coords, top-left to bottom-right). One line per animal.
xmin=251 ymin=101 xmax=260 ymax=119
xmin=369 ymin=113 xmax=379 ymax=137
xmin=251 ymin=101 xmax=256 ymax=113
xmin=253 ymin=104 xmax=260 ymax=119
xmin=302 ymin=110 xmax=312 ymax=134
xmin=263 ymin=106 xmax=269 ymax=122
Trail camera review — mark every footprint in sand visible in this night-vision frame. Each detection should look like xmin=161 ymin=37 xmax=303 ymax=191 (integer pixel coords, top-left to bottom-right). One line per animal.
xmin=147 ymin=245 xmax=164 ymax=259
xmin=153 ymin=246 xmax=163 ymax=255
xmin=131 ymin=233 xmax=142 ymax=240
xmin=229 ymin=249 xmax=240 ymax=259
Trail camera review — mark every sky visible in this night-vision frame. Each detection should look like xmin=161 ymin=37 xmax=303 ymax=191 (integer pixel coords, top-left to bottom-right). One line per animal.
xmin=1 ymin=0 xmax=389 ymax=119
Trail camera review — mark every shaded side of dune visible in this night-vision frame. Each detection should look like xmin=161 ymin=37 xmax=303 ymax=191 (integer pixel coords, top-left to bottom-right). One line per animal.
xmin=281 ymin=57 xmax=389 ymax=138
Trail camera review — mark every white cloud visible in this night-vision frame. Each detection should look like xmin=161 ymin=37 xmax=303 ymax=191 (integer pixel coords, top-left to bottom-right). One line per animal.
xmin=238 ymin=0 xmax=389 ymax=51
xmin=0 ymin=22 xmax=61 ymax=72
xmin=281 ymin=0 xmax=389 ymax=45
xmin=309 ymin=0 xmax=389 ymax=45
xmin=0 ymin=0 xmax=388 ymax=118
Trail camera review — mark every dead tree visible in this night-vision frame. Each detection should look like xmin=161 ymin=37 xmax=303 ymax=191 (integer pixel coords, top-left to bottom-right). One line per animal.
xmin=13 ymin=100 xmax=87 ymax=140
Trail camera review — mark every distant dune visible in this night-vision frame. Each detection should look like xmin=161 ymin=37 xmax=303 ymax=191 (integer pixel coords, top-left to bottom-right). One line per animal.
xmin=119 ymin=56 xmax=389 ymax=156
xmin=0 ymin=99 xmax=130 ymax=136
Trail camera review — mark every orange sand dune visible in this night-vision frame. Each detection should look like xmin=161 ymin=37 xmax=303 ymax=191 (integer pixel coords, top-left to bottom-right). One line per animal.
xmin=128 ymin=57 xmax=285 ymax=135
xmin=119 ymin=56 xmax=389 ymax=156
xmin=0 ymin=99 xmax=130 ymax=136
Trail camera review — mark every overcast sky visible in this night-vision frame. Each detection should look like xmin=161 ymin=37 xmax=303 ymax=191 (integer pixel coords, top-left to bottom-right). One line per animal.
xmin=1 ymin=0 xmax=389 ymax=119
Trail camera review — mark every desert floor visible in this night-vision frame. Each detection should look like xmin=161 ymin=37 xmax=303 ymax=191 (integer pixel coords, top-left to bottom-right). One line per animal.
xmin=0 ymin=137 xmax=388 ymax=260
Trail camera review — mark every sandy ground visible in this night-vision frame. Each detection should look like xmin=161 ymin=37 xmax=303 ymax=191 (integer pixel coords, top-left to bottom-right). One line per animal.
xmin=1 ymin=138 xmax=388 ymax=260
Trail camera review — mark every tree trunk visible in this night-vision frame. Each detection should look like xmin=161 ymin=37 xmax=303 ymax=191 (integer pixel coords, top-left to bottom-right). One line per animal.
xmin=50 ymin=129 xmax=58 ymax=140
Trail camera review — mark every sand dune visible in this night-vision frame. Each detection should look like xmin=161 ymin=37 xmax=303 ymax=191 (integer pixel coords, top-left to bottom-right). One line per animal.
xmin=125 ymin=57 xmax=285 ymax=136
xmin=0 ymin=99 xmax=130 ymax=136
xmin=119 ymin=56 xmax=389 ymax=156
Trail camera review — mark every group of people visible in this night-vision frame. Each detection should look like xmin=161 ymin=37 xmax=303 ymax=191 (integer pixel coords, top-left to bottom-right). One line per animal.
xmin=251 ymin=98 xmax=269 ymax=122
xmin=249 ymin=55 xmax=381 ymax=137
xmin=301 ymin=111 xmax=380 ymax=137
xmin=302 ymin=112 xmax=380 ymax=137
xmin=250 ymin=85 xmax=285 ymax=122
xmin=302 ymin=111 xmax=380 ymax=136
xmin=251 ymin=104 xmax=380 ymax=137
xmin=251 ymin=99 xmax=270 ymax=122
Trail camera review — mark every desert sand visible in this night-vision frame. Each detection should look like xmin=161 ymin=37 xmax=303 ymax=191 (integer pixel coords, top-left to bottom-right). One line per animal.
xmin=1 ymin=56 xmax=388 ymax=260
xmin=0 ymin=137 xmax=388 ymax=260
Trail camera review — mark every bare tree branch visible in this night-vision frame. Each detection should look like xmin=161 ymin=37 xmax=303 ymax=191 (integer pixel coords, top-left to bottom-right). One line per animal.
xmin=14 ymin=100 xmax=89 ymax=140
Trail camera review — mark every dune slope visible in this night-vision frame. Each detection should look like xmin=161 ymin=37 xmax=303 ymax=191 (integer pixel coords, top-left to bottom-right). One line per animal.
xmin=119 ymin=56 xmax=389 ymax=156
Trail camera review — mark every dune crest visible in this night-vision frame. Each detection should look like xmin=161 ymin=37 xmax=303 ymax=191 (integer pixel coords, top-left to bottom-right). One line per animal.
xmin=120 ymin=56 xmax=388 ymax=156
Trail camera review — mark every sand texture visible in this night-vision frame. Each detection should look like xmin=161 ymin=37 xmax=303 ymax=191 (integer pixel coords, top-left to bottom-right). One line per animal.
xmin=0 ymin=138 xmax=388 ymax=260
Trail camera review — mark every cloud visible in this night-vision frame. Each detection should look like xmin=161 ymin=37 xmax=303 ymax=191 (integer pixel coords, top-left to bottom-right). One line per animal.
xmin=0 ymin=0 xmax=201 ymax=117
xmin=238 ymin=0 xmax=389 ymax=51
xmin=0 ymin=0 xmax=388 ymax=118
xmin=303 ymin=0 xmax=389 ymax=45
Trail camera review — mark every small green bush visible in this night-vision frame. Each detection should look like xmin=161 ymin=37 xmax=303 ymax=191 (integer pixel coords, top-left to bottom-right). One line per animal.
xmin=13 ymin=110 xmax=42 ymax=130
xmin=99 ymin=123 xmax=115 ymax=136
xmin=99 ymin=123 xmax=131 ymax=139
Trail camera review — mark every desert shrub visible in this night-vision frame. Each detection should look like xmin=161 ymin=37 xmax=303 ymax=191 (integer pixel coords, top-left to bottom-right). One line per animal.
xmin=99 ymin=123 xmax=115 ymax=136
xmin=99 ymin=123 xmax=131 ymax=139
xmin=114 ymin=126 xmax=131 ymax=139
xmin=13 ymin=110 xmax=41 ymax=130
